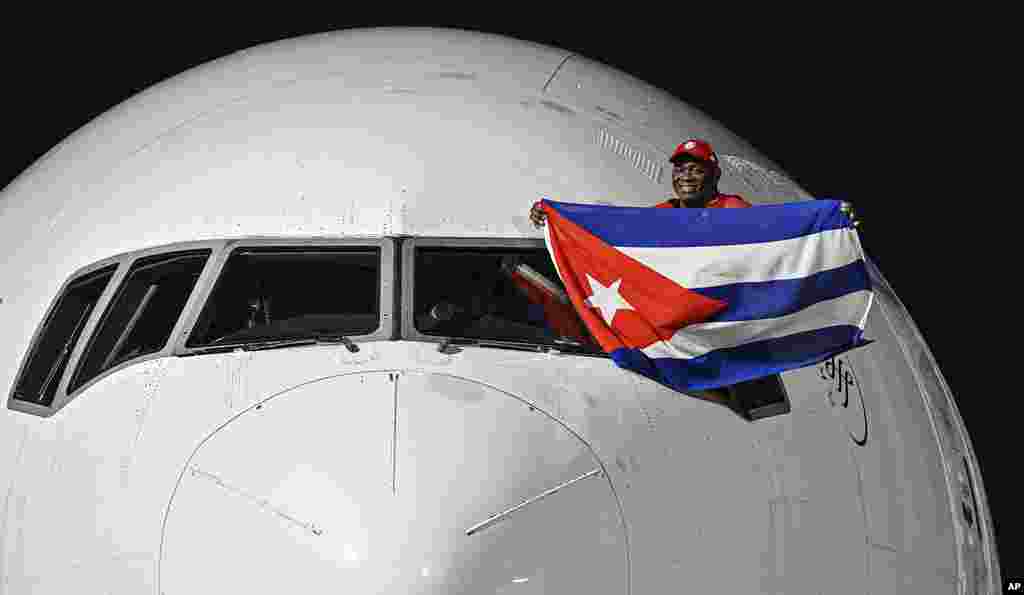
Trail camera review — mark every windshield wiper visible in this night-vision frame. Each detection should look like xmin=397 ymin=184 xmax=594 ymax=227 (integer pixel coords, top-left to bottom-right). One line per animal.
xmin=311 ymin=334 xmax=360 ymax=352
xmin=180 ymin=344 xmax=244 ymax=357
xmin=180 ymin=340 xmax=314 ymax=356
xmin=246 ymin=334 xmax=360 ymax=353
xmin=435 ymin=336 xmax=604 ymax=357
xmin=437 ymin=337 xmax=544 ymax=354
xmin=243 ymin=338 xmax=319 ymax=352
xmin=438 ymin=337 xmax=570 ymax=354
xmin=549 ymin=337 xmax=606 ymax=356
xmin=183 ymin=334 xmax=360 ymax=356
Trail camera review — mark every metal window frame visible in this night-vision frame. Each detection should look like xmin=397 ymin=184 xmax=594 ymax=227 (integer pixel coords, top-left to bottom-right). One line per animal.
xmin=101 ymin=282 xmax=160 ymax=371
xmin=10 ymin=241 xmax=223 ymax=417
xmin=8 ymin=236 xmax=393 ymax=418
xmin=400 ymin=236 xmax=603 ymax=357
xmin=66 ymin=247 xmax=216 ymax=396
xmin=173 ymin=237 xmax=394 ymax=355
xmin=7 ymin=260 xmax=124 ymax=417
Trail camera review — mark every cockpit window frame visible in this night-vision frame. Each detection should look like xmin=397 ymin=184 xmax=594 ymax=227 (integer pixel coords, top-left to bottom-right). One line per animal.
xmin=173 ymin=237 xmax=394 ymax=356
xmin=66 ymin=248 xmax=215 ymax=396
xmin=400 ymin=236 xmax=603 ymax=356
xmin=7 ymin=240 xmax=225 ymax=417
xmin=7 ymin=259 xmax=124 ymax=417
xmin=8 ymin=237 xmax=393 ymax=417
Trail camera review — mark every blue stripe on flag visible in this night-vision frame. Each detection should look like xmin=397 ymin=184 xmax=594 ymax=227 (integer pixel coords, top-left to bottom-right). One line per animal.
xmin=545 ymin=199 xmax=851 ymax=247
xmin=610 ymin=325 xmax=871 ymax=391
xmin=692 ymin=261 xmax=870 ymax=323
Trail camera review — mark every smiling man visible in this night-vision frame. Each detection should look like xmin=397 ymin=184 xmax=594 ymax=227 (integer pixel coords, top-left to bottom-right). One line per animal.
xmin=659 ymin=141 xmax=860 ymax=225
xmin=658 ymin=139 xmax=751 ymax=209
xmin=529 ymin=138 xmax=860 ymax=225
xmin=530 ymin=138 xmax=750 ymax=227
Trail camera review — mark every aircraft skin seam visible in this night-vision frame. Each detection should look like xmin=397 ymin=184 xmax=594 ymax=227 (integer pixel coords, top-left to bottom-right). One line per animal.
xmin=392 ymin=372 xmax=399 ymax=495
xmin=542 ymin=52 xmax=575 ymax=94
xmin=123 ymin=52 xmax=577 ymax=172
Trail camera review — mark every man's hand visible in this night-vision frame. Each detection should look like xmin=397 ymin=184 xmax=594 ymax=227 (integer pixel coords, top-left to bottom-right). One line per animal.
xmin=529 ymin=201 xmax=547 ymax=228
xmin=840 ymin=201 xmax=862 ymax=229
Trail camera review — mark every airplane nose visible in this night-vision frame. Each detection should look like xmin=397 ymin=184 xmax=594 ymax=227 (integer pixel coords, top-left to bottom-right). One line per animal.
xmin=159 ymin=371 xmax=627 ymax=594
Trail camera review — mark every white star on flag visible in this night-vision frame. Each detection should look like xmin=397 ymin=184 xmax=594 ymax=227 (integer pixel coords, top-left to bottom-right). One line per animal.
xmin=585 ymin=274 xmax=635 ymax=325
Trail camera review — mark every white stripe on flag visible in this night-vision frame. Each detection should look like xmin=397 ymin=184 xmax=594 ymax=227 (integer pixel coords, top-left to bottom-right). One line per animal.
xmin=619 ymin=228 xmax=861 ymax=289
xmin=640 ymin=289 xmax=873 ymax=359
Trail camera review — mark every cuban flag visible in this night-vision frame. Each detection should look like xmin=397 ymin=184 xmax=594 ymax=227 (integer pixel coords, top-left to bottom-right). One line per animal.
xmin=540 ymin=199 xmax=873 ymax=392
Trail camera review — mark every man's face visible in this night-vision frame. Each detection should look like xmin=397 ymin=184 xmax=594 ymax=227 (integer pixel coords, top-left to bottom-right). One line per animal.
xmin=672 ymin=159 xmax=710 ymax=199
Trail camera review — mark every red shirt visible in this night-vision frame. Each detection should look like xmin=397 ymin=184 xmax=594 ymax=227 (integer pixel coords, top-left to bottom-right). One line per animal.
xmin=655 ymin=194 xmax=752 ymax=209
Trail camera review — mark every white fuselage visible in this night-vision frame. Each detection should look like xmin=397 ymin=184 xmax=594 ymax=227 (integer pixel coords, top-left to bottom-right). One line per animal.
xmin=0 ymin=27 xmax=998 ymax=594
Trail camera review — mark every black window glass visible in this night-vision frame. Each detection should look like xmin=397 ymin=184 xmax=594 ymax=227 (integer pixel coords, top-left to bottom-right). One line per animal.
xmin=12 ymin=265 xmax=117 ymax=406
xmin=413 ymin=247 xmax=600 ymax=351
xmin=187 ymin=247 xmax=380 ymax=347
xmin=69 ymin=250 xmax=210 ymax=392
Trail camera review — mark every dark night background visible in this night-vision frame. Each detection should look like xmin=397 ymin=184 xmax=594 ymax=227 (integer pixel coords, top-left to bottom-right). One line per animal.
xmin=0 ymin=11 xmax=1013 ymax=583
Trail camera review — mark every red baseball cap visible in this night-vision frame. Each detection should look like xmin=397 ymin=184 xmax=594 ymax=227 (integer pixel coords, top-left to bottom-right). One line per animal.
xmin=670 ymin=139 xmax=719 ymax=171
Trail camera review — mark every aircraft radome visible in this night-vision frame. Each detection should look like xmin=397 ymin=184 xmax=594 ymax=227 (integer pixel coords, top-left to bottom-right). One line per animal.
xmin=0 ymin=27 xmax=999 ymax=594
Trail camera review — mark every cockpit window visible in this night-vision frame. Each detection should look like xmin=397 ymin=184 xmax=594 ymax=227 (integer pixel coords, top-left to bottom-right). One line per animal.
xmin=412 ymin=246 xmax=600 ymax=352
xmin=12 ymin=264 xmax=118 ymax=406
xmin=68 ymin=250 xmax=210 ymax=393
xmin=186 ymin=246 xmax=380 ymax=348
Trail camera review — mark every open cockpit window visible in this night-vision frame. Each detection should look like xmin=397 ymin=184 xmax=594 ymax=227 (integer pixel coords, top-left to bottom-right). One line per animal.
xmin=411 ymin=245 xmax=601 ymax=353
xmin=68 ymin=250 xmax=210 ymax=393
xmin=186 ymin=246 xmax=381 ymax=348
xmin=12 ymin=264 xmax=118 ymax=406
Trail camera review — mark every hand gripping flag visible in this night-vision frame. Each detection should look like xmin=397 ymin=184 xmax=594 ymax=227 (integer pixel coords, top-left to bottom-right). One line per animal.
xmin=540 ymin=199 xmax=873 ymax=392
